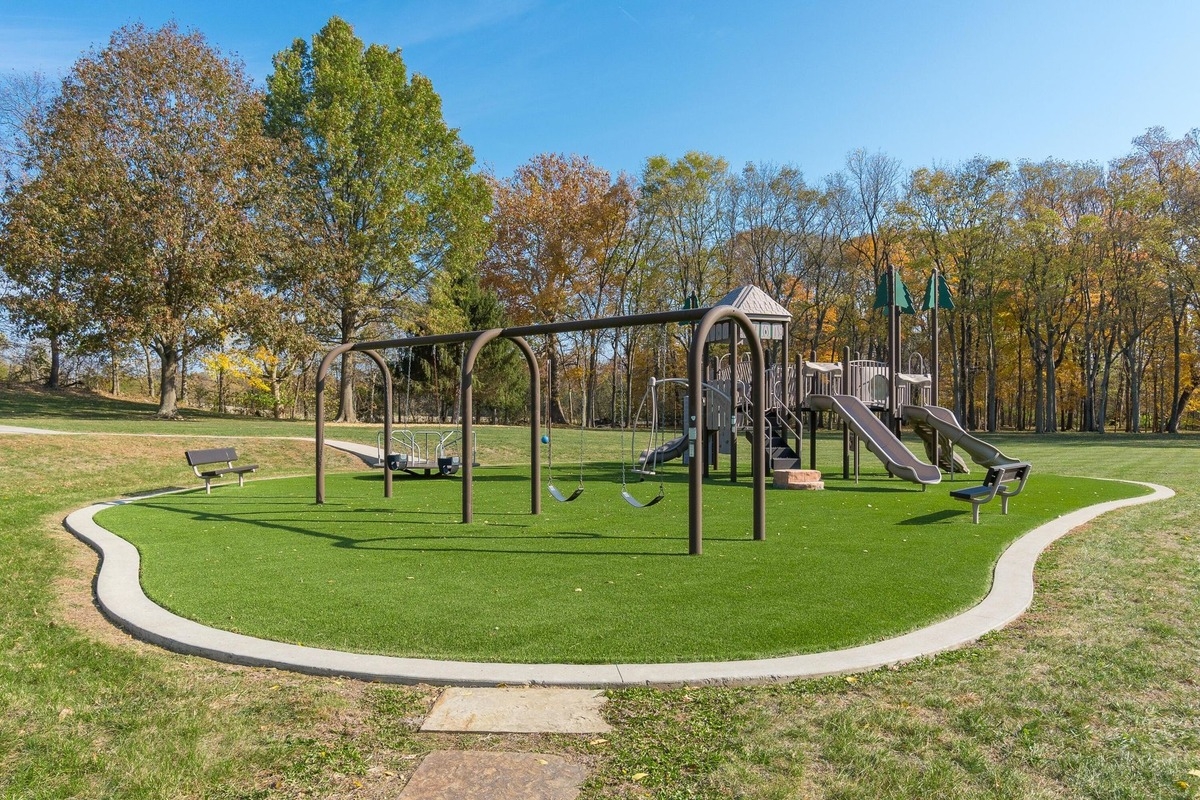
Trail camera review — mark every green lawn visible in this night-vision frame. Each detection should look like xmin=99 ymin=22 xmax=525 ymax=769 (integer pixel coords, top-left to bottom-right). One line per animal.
xmin=4 ymin=385 xmax=1198 ymax=799
xmin=94 ymin=463 xmax=1142 ymax=663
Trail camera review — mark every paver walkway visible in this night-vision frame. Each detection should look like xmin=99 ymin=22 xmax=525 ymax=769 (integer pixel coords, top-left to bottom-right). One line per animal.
xmin=397 ymin=751 xmax=587 ymax=800
xmin=421 ymin=687 xmax=610 ymax=734
xmin=399 ymin=687 xmax=603 ymax=798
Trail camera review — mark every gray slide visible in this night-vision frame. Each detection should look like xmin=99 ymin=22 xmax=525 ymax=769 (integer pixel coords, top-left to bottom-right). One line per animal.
xmin=901 ymin=405 xmax=1017 ymax=468
xmin=808 ymin=394 xmax=942 ymax=486
xmin=637 ymin=434 xmax=688 ymax=470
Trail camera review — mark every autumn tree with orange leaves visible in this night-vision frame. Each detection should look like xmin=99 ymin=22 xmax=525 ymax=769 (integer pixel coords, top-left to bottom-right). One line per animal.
xmin=481 ymin=153 xmax=635 ymax=423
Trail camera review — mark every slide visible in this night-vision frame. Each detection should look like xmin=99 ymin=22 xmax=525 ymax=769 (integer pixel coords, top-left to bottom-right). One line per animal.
xmin=901 ymin=405 xmax=1018 ymax=468
xmin=637 ymin=434 xmax=688 ymax=470
xmin=808 ymin=394 xmax=942 ymax=486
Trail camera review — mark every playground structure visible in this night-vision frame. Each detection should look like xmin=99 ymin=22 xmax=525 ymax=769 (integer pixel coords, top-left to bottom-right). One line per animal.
xmin=315 ymin=275 xmax=1026 ymax=553
xmin=640 ymin=274 xmax=1023 ymax=489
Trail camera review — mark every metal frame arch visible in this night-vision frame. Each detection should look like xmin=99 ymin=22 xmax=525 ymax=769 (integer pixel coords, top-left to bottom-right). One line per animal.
xmin=315 ymin=346 xmax=394 ymax=503
xmin=688 ymin=306 xmax=767 ymax=555
xmin=459 ymin=331 xmax=541 ymax=522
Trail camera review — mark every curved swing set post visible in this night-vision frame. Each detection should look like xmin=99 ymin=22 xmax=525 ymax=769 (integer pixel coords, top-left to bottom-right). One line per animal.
xmin=545 ymin=340 xmax=585 ymax=503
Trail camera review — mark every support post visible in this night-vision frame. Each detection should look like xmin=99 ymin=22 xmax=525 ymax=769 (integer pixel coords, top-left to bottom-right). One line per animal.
xmin=931 ymin=266 xmax=940 ymax=470
xmin=461 ymin=330 xmax=503 ymax=523
xmin=315 ymin=342 xmax=356 ymax=505
xmin=689 ymin=307 xmax=766 ymax=555
xmin=729 ymin=325 xmax=738 ymax=483
xmin=362 ymin=350 xmax=393 ymax=499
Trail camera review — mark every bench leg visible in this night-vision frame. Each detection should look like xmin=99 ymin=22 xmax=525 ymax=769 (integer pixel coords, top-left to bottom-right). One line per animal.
xmin=972 ymin=504 xmax=980 ymax=524
xmin=238 ymin=472 xmax=245 ymax=488
xmin=1001 ymin=496 xmax=1009 ymax=515
xmin=205 ymin=478 xmax=212 ymax=495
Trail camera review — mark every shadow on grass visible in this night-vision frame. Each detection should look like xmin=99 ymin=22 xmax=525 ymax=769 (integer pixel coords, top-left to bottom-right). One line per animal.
xmin=131 ymin=500 xmax=697 ymax=557
xmin=0 ymin=386 xmax=227 ymax=422
xmin=821 ymin=483 xmax=923 ymax=494
xmin=898 ymin=509 xmax=965 ymax=525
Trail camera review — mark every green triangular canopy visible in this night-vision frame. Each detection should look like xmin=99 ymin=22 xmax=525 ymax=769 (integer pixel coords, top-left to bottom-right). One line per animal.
xmin=873 ymin=271 xmax=916 ymax=314
xmin=921 ymin=272 xmax=955 ymax=311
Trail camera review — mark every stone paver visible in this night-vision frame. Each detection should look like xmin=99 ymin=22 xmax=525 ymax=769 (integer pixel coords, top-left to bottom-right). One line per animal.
xmin=397 ymin=751 xmax=586 ymax=800
xmin=421 ymin=687 xmax=611 ymax=734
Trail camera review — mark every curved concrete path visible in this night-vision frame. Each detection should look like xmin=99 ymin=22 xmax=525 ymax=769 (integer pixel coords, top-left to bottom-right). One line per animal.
xmin=64 ymin=481 xmax=1172 ymax=687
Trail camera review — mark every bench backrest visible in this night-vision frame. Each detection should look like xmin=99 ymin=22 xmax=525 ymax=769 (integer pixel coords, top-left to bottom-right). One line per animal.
xmin=984 ymin=462 xmax=1030 ymax=488
xmin=186 ymin=447 xmax=238 ymax=466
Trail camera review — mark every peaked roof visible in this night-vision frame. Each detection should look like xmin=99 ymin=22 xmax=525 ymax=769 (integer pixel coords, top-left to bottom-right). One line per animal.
xmin=713 ymin=285 xmax=792 ymax=322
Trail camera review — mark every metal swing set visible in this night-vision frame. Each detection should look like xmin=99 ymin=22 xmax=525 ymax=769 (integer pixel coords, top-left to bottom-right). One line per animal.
xmin=315 ymin=301 xmax=768 ymax=556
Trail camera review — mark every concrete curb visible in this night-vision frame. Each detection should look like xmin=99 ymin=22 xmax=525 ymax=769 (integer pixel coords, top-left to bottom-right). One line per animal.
xmin=64 ymin=480 xmax=1173 ymax=687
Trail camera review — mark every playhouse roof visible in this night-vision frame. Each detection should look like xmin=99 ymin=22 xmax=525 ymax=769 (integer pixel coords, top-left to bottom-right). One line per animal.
xmin=714 ymin=285 xmax=792 ymax=322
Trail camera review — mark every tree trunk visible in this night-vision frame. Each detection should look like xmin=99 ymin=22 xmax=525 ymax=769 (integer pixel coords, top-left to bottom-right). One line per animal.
xmin=547 ymin=345 xmax=568 ymax=425
xmin=46 ymin=334 xmax=61 ymax=389
xmin=335 ymin=308 xmax=358 ymax=423
xmin=109 ymin=346 xmax=120 ymax=395
xmin=142 ymin=343 xmax=155 ymax=397
xmin=1044 ymin=343 xmax=1057 ymax=433
xmin=1167 ymin=311 xmax=1185 ymax=433
xmin=1124 ymin=347 xmax=1142 ymax=433
xmin=271 ymin=363 xmax=284 ymax=420
xmin=336 ymin=350 xmax=358 ymax=423
xmin=179 ymin=350 xmax=188 ymax=406
xmin=157 ymin=345 xmax=180 ymax=417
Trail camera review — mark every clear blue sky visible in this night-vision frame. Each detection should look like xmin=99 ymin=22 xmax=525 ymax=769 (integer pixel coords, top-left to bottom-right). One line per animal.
xmin=3 ymin=0 xmax=1199 ymax=181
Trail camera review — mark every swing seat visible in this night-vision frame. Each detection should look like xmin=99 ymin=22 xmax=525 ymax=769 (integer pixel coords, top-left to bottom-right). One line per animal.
xmin=621 ymin=488 xmax=664 ymax=508
xmin=548 ymin=483 xmax=584 ymax=503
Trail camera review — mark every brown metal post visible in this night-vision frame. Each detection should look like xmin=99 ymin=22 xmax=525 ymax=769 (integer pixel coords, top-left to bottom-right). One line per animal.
xmin=461 ymin=329 xmax=503 ymax=523
xmin=689 ymin=306 xmax=766 ymax=555
xmin=510 ymin=336 xmax=541 ymax=515
xmin=362 ymin=350 xmax=393 ymax=499
xmin=315 ymin=342 xmax=355 ymax=504
xmin=843 ymin=345 xmax=852 ymax=479
xmin=794 ymin=352 xmax=803 ymax=468
xmin=729 ymin=325 xmax=738 ymax=483
xmin=931 ymin=266 xmax=940 ymax=470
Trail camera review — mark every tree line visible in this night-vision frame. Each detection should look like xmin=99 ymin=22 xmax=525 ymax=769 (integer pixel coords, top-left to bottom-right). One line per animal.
xmin=2 ymin=19 xmax=1198 ymax=433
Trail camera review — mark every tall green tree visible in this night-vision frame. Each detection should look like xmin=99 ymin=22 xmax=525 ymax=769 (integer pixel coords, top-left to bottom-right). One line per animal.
xmin=265 ymin=16 xmax=490 ymax=422
xmin=0 ymin=24 xmax=277 ymax=412
xmin=639 ymin=152 xmax=731 ymax=306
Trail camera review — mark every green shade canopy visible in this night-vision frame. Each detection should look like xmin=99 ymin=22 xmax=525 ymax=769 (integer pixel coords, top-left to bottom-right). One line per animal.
xmin=873 ymin=270 xmax=916 ymax=314
xmin=921 ymin=271 xmax=955 ymax=311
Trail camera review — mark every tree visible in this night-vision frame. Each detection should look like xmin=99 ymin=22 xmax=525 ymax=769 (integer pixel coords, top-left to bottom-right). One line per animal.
xmin=265 ymin=16 xmax=490 ymax=423
xmin=639 ymin=152 xmax=731 ymax=306
xmin=0 ymin=24 xmax=281 ymax=415
xmin=481 ymin=153 xmax=633 ymax=422
xmin=0 ymin=71 xmax=54 ymax=191
xmin=0 ymin=71 xmax=69 ymax=387
xmin=899 ymin=158 xmax=1012 ymax=429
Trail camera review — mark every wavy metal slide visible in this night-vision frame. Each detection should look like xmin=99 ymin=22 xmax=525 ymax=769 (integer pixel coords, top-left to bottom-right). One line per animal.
xmin=901 ymin=405 xmax=1018 ymax=468
xmin=637 ymin=434 xmax=688 ymax=470
xmin=808 ymin=394 xmax=942 ymax=486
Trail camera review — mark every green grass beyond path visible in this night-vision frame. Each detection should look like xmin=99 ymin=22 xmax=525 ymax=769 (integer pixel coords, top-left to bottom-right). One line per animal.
xmin=96 ymin=465 xmax=1143 ymax=663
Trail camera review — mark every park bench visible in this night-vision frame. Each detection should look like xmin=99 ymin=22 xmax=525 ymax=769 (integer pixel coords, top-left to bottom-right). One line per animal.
xmin=185 ymin=447 xmax=258 ymax=494
xmin=949 ymin=462 xmax=1031 ymax=524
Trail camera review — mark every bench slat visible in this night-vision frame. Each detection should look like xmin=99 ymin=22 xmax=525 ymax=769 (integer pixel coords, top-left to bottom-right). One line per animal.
xmin=186 ymin=447 xmax=239 ymax=467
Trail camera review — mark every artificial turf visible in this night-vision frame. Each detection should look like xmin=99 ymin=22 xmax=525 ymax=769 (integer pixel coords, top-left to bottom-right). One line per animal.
xmin=94 ymin=464 xmax=1145 ymax=664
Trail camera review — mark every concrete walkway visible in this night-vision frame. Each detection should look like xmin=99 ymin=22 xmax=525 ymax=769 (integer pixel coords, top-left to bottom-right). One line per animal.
xmin=63 ymin=480 xmax=1173 ymax=686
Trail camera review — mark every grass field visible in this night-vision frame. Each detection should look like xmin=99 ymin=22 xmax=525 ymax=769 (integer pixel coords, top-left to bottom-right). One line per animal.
xmin=3 ymin=385 xmax=1199 ymax=799
xmin=95 ymin=466 xmax=1140 ymax=663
